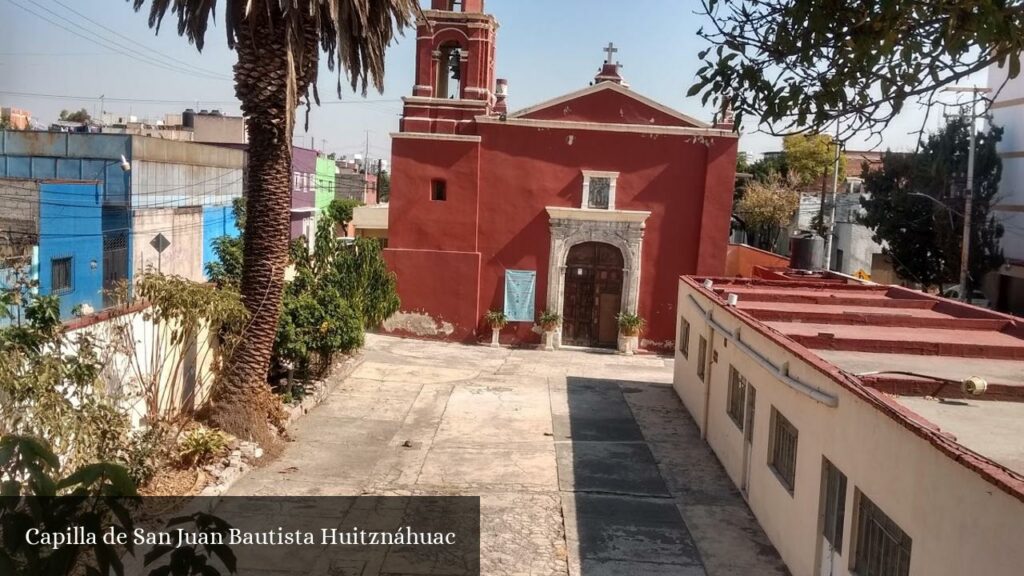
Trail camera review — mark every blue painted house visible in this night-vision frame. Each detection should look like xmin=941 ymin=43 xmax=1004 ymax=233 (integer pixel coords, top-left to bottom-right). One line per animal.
xmin=0 ymin=131 xmax=245 ymax=306
xmin=0 ymin=178 xmax=103 ymax=321
xmin=38 ymin=181 xmax=104 ymax=319
xmin=202 ymin=204 xmax=241 ymax=279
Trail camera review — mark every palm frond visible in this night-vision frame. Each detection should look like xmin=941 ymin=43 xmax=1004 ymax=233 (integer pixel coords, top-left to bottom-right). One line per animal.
xmin=129 ymin=0 xmax=421 ymax=96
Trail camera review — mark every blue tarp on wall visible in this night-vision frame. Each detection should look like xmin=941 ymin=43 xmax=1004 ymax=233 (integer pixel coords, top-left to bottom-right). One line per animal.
xmin=503 ymin=269 xmax=536 ymax=322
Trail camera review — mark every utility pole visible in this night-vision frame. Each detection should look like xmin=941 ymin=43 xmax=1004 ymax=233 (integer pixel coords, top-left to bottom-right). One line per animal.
xmin=959 ymin=106 xmax=977 ymax=303
xmin=822 ymin=123 xmax=843 ymax=270
xmin=943 ymin=86 xmax=989 ymax=302
xmin=364 ymin=130 xmax=371 ymax=184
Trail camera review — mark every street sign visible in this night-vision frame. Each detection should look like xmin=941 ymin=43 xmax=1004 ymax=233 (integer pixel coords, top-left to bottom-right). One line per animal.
xmin=150 ymin=233 xmax=171 ymax=254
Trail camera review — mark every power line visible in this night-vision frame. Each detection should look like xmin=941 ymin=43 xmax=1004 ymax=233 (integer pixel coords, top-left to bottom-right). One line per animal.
xmin=0 ymin=90 xmax=239 ymax=107
xmin=44 ymin=0 xmax=229 ymax=80
xmin=5 ymin=0 xmax=227 ymax=82
xmin=0 ymin=89 xmax=401 ymax=107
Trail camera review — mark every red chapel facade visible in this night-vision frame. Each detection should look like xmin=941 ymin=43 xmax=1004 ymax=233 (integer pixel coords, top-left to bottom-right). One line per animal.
xmin=383 ymin=0 xmax=738 ymax=351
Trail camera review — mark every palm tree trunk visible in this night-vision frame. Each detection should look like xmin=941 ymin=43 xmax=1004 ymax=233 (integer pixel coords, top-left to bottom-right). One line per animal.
xmin=209 ymin=11 xmax=295 ymax=442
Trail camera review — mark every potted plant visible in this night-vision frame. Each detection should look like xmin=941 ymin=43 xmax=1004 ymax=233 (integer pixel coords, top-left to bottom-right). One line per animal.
xmin=484 ymin=310 xmax=508 ymax=347
xmin=616 ymin=312 xmax=645 ymax=355
xmin=538 ymin=310 xmax=561 ymax=351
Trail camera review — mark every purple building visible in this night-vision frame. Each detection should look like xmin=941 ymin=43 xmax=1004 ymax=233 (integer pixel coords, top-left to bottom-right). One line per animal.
xmin=291 ymin=146 xmax=317 ymax=244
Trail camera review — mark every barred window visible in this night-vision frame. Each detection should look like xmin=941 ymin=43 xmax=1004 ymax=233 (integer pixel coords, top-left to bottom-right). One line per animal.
xmin=769 ymin=407 xmax=798 ymax=493
xmin=51 ymin=257 xmax=73 ymax=295
xmin=822 ymin=458 xmax=847 ymax=553
xmin=678 ymin=317 xmax=690 ymax=358
xmin=855 ymin=492 xmax=911 ymax=576
xmin=696 ymin=336 xmax=708 ymax=381
xmin=726 ymin=366 xmax=746 ymax=430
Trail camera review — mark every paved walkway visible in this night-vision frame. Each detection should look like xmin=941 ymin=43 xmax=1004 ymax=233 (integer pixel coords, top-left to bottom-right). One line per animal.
xmin=229 ymin=335 xmax=787 ymax=575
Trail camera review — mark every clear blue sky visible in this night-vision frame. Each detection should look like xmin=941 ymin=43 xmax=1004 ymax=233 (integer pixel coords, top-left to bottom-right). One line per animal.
xmin=0 ymin=0 xmax=976 ymax=161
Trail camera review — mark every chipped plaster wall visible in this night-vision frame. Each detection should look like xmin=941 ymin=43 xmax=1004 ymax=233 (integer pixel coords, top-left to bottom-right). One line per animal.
xmin=382 ymin=311 xmax=455 ymax=338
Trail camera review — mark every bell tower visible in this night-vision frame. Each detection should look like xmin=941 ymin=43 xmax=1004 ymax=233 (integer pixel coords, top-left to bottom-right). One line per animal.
xmin=400 ymin=0 xmax=499 ymax=134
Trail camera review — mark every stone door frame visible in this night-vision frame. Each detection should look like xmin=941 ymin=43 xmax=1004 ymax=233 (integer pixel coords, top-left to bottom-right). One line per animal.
xmin=545 ymin=207 xmax=650 ymax=348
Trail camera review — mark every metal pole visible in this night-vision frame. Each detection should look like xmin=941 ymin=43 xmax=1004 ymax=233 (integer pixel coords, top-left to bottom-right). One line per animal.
xmin=822 ymin=124 xmax=842 ymax=270
xmin=959 ymin=99 xmax=977 ymax=302
xmin=364 ymin=130 xmax=370 ymax=183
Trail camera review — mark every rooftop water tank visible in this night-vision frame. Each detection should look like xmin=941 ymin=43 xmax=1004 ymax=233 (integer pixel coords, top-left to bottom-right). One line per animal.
xmin=789 ymin=232 xmax=824 ymax=271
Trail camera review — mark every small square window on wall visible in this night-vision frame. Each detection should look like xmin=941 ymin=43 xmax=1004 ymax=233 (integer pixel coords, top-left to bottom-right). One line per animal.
xmin=678 ymin=316 xmax=690 ymax=357
xmin=51 ymin=256 xmax=73 ymax=295
xmin=581 ymin=170 xmax=618 ymax=210
xmin=431 ymin=179 xmax=447 ymax=201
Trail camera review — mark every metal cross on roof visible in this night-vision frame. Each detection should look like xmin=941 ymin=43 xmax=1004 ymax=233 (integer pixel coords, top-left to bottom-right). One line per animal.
xmin=603 ymin=42 xmax=618 ymax=63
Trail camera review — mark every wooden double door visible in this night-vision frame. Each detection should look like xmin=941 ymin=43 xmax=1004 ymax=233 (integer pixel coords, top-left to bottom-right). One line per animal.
xmin=562 ymin=242 xmax=624 ymax=348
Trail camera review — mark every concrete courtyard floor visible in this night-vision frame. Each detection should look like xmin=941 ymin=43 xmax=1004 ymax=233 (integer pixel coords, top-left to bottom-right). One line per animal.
xmin=229 ymin=334 xmax=787 ymax=576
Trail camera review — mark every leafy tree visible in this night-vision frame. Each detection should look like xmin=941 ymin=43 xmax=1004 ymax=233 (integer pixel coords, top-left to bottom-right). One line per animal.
xmin=205 ymin=198 xmax=246 ymax=289
xmin=0 ymin=291 xmax=122 ymax=471
xmin=733 ymin=152 xmax=789 ymax=218
xmin=861 ymin=117 xmax=1004 ymax=290
xmin=377 ymin=170 xmax=391 ymax=203
xmin=1 ymin=435 xmax=236 ymax=576
xmin=734 ymin=172 xmax=800 ymax=249
xmin=129 ymin=0 xmax=420 ymax=442
xmin=736 ymin=151 xmax=751 ymax=174
xmin=784 ymin=134 xmax=845 ymax=187
xmin=336 ymin=237 xmax=401 ymax=329
xmin=784 ymin=133 xmax=846 ymax=235
xmin=58 ymin=108 xmax=91 ymax=123
xmin=275 ymin=217 xmax=364 ymax=377
xmin=328 ymin=198 xmax=362 ymax=228
xmin=691 ymin=1 xmax=1024 ymax=139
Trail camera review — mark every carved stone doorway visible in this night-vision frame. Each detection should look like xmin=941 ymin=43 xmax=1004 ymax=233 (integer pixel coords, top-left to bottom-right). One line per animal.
xmin=562 ymin=242 xmax=624 ymax=347
xmin=545 ymin=207 xmax=650 ymax=350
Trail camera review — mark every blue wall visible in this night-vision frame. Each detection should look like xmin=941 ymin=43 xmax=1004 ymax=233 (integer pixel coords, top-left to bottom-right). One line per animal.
xmin=38 ymin=182 xmax=104 ymax=320
xmin=0 ymin=131 xmax=131 ymax=205
xmin=202 ymin=205 xmax=239 ymax=280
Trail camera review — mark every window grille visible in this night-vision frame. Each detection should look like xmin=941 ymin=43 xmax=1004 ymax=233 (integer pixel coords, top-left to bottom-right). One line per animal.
xmin=678 ymin=317 xmax=690 ymax=357
xmin=51 ymin=256 xmax=73 ymax=295
xmin=823 ymin=458 xmax=847 ymax=553
xmin=855 ymin=492 xmax=911 ymax=576
xmin=769 ymin=407 xmax=798 ymax=492
xmin=727 ymin=366 xmax=747 ymax=430
xmin=696 ymin=335 xmax=707 ymax=381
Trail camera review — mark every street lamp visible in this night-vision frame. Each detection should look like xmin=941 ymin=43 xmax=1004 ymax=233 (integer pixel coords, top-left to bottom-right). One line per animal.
xmin=92 ymin=154 xmax=132 ymax=178
xmin=940 ymin=86 xmax=990 ymax=303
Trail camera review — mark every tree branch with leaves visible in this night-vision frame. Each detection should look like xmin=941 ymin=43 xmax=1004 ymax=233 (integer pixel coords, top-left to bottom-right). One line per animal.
xmin=691 ymin=0 xmax=1024 ymax=141
xmin=735 ymin=172 xmax=801 ymax=250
